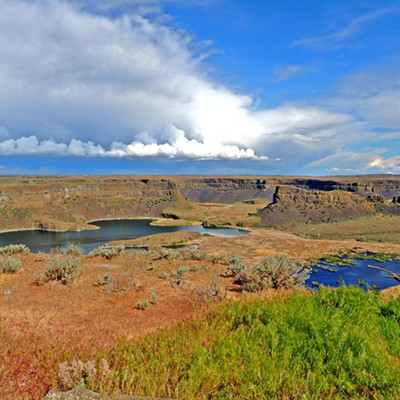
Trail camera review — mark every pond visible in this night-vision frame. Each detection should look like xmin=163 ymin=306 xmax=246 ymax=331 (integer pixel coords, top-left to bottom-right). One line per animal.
xmin=306 ymin=258 xmax=400 ymax=290
xmin=0 ymin=219 xmax=248 ymax=254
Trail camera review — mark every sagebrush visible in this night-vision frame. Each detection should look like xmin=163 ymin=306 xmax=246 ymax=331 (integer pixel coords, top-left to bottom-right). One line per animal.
xmin=0 ymin=257 xmax=22 ymax=274
xmin=227 ymin=253 xmax=310 ymax=291
xmin=89 ymin=245 xmax=124 ymax=259
xmin=0 ymin=244 xmax=30 ymax=255
xmin=35 ymin=256 xmax=82 ymax=285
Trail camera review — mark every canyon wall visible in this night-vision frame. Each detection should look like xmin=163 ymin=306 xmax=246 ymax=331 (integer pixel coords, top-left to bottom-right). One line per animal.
xmin=0 ymin=175 xmax=400 ymax=231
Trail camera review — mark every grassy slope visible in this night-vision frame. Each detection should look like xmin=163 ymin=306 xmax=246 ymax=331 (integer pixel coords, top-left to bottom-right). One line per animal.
xmin=85 ymin=287 xmax=400 ymax=399
xmin=161 ymin=200 xmax=263 ymax=227
xmin=283 ymin=214 xmax=400 ymax=244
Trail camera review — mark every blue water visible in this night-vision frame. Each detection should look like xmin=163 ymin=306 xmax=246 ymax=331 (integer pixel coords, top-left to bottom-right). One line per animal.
xmin=306 ymin=258 xmax=400 ymax=290
xmin=0 ymin=219 xmax=248 ymax=254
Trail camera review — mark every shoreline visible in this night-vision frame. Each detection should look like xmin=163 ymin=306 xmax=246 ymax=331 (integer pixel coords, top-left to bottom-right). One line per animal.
xmin=0 ymin=216 xmax=250 ymax=237
xmin=0 ymin=216 xmax=222 ymax=235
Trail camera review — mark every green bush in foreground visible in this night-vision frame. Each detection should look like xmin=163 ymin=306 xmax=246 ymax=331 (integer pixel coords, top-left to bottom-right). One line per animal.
xmin=63 ymin=243 xmax=83 ymax=257
xmin=0 ymin=244 xmax=30 ymax=255
xmin=35 ymin=257 xmax=82 ymax=285
xmin=85 ymin=287 xmax=400 ymax=399
xmin=136 ymin=299 xmax=150 ymax=310
xmin=228 ymin=254 xmax=310 ymax=291
xmin=88 ymin=245 xmax=124 ymax=259
xmin=0 ymin=256 xmax=22 ymax=274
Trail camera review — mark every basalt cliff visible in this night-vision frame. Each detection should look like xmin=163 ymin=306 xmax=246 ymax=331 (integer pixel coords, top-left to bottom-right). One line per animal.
xmin=0 ymin=175 xmax=400 ymax=231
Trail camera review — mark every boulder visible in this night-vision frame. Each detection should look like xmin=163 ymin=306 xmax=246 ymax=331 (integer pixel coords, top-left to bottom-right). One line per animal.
xmin=43 ymin=386 xmax=176 ymax=400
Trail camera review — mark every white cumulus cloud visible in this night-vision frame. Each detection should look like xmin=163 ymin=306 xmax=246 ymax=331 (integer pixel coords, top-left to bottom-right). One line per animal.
xmin=0 ymin=131 xmax=263 ymax=160
xmin=0 ymin=0 xmax=358 ymax=163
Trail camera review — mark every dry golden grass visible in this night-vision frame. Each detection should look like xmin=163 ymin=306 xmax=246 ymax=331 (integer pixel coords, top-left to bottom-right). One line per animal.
xmin=285 ymin=214 xmax=400 ymax=244
xmin=0 ymin=249 xmax=231 ymax=399
xmin=108 ymin=230 xmax=201 ymax=248
xmin=161 ymin=200 xmax=265 ymax=227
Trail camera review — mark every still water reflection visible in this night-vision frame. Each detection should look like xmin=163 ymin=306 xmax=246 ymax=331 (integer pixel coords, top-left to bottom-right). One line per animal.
xmin=0 ymin=219 xmax=248 ymax=253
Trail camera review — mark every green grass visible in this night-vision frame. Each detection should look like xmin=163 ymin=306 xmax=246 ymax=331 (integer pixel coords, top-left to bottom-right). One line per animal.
xmin=84 ymin=287 xmax=400 ymax=399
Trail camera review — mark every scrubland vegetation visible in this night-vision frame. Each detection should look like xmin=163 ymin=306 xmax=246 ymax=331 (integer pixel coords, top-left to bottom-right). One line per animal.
xmin=88 ymin=245 xmax=124 ymax=259
xmin=1 ymin=238 xmax=399 ymax=399
xmin=35 ymin=256 xmax=82 ymax=285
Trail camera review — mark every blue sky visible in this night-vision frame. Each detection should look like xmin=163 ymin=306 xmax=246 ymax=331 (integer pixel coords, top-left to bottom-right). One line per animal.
xmin=0 ymin=0 xmax=399 ymax=175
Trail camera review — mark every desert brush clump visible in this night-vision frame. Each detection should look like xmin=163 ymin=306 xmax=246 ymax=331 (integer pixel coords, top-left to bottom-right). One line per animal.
xmin=151 ymin=291 xmax=159 ymax=305
xmin=226 ymin=253 xmax=310 ymax=291
xmin=136 ymin=299 xmax=150 ymax=310
xmin=0 ymin=257 xmax=23 ymax=274
xmin=63 ymin=243 xmax=83 ymax=257
xmin=93 ymin=270 xmax=137 ymax=293
xmin=184 ymin=249 xmax=206 ymax=261
xmin=85 ymin=287 xmax=400 ymax=399
xmin=93 ymin=273 xmax=121 ymax=294
xmin=0 ymin=244 xmax=30 ymax=255
xmin=152 ymin=248 xmax=184 ymax=260
xmin=88 ymin=245 xmax=124 ymax=259
xmin=194 ymin=278 xmax=225 ymax=303
xmin=171 ymin=266 xmax=190 ymax=279
xmin=35 ymin=256 xmax=82 ymax=285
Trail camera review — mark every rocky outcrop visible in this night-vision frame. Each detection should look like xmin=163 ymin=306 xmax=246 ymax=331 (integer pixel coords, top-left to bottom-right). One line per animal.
xmin=180 ymin=178 xmax=275 ymax=203
xmin=43 ymin=386 xmax=175 ymax=400
xmin=1 ymin=175 xmax=400 ymax=231
xmin=160 ymin=213 xmax=180 ymax=220
xmin=270 ymin=177 xmax=400 ymax=200
xmin=0 ymin=177 xmax=183 ymax=231
xmin=258 ymin=186 xmax=377 ymax=227
xmin=367 ymin=195 xmax=385 ymax=203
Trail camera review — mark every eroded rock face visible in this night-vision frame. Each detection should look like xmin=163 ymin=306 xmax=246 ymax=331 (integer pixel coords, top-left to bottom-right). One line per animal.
xmin=43 ymin=386 xmax=176 ymax=400
xmin=258 ymin=186 xmax=377 ymax=227
xmin=366 ymin=195 xmax=385 ymax=203
xmin=1 ymin=175 xmax=400 ymax=231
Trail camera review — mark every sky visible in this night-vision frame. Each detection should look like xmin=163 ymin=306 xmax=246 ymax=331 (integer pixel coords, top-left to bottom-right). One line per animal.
xmin=0 ymin=0 xmax=399 ymax=175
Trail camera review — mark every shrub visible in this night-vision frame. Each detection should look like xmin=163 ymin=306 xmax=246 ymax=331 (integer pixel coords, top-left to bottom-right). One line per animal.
xmin=136 ymin=299 xmax=150 ymax=310
xmin=172 ymin=266 xmax=190 ymax=279
xmin=94 ymin=273 xmax=120 ymax=293
xmin=194 ymin=278 xmax=224 ymax=303
xmin=152 ymin=248 xmax=183 ymax=260
xmin=185 ymin=249 xmax=205 ymax=261
xmin=0 ymin=257 xmax=22 ymax=274
xmin=35 ymin=256 xmax=82 ymax=285
xmin=63 ymin=243 xmax=83 ymax=256
xmin=161 ymin=272 xmax=171 ymax=280
xmin=0 ymin=244 xmax=30 ymax=255
xmin=94 ymin=270 xmax=137 ymax=293
xmin=151 ymin=291 xmax=159 ymax=305
xmin=230 ymin=254 xmax=310 ymax=291
xmin=224 ymin=253 xmax=243 ymax=267
xmin=88 ymin=245 xmax=124 ymax=259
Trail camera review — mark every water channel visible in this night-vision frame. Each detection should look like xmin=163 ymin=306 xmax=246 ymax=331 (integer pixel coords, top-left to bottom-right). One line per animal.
xmin=306 ymin=258 xmax=400 ymax=290
xmin=0 ymin=219 xmax=248 ymax=254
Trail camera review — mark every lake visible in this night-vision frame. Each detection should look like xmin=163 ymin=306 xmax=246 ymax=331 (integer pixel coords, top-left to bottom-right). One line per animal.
xmin=306 ymin=258 xmax=400 ymax=290
xmin=0 ymin=219 xmax=248 ymax=254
